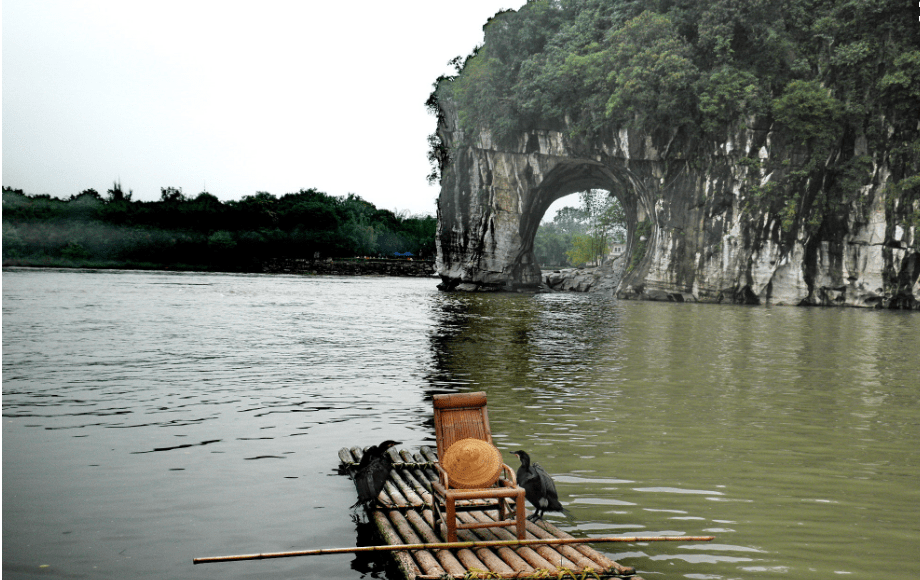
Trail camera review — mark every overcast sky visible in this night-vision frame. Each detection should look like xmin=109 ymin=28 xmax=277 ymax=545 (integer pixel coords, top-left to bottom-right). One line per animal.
xmin=3 ymin=0 xmax=527 ymax=216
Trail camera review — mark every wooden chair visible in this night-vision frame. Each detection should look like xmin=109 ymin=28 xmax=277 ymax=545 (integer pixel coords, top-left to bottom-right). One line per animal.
xmin=431 ymin=392 xmax=526 ymax=542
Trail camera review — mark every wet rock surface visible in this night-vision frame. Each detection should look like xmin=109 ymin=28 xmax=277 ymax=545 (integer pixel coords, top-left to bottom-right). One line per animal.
xmin=544 ymin=255 xmax=627 ymax=294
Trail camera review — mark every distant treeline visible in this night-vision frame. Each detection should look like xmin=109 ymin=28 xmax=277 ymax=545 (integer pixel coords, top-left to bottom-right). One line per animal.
xmin=2 ymin=185 xmax=436 ymax=271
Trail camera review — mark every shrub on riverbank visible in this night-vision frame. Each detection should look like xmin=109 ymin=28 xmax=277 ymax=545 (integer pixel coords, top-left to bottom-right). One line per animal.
xmin=2 ymin=186 xmax=437 ymax=271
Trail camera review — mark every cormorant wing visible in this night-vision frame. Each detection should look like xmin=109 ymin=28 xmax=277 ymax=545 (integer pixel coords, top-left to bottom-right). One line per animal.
xmin=354 ymin=454 xmax=391 ymax=505
xmin=355 ymin=444 xmax=379 ymax=471
xmin=533 ymin=462 xmax=562 ymax=508
xmin=516 ymin=464 xmax=537 ymax=487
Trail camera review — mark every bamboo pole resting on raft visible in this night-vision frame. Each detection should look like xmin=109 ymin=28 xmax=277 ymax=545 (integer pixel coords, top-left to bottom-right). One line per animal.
xmin=193 ymin=535 xmax=715 ymax=564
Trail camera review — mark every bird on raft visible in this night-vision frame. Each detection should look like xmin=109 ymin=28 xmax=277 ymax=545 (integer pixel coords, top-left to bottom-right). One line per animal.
xmin=513 ymin=450 xmax=564 ymax=521
xmin=351 ymin=440 xmax=401 ymax=509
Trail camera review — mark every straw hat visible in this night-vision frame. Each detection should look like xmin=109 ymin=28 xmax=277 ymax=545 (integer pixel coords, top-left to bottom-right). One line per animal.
xmin=442 ymin=438 xmax=503 ymax=489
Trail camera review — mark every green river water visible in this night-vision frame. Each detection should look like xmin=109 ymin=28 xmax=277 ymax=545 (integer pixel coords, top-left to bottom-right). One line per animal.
xmin=3 ymin=270 xmax=918 ymax=579
xmin=434 ymin=292 xmax=920 ymax=579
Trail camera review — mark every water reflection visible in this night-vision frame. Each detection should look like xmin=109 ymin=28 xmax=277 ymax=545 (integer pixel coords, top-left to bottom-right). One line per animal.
xmin=424 ymin=293 xmax=920 ymax=579
xmin=349 ymin=517 xmax=398 ymax=579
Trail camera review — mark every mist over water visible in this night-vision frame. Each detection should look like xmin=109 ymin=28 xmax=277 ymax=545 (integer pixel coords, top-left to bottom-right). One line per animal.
xmin=3 ymin=268 xmax=919 ymax=579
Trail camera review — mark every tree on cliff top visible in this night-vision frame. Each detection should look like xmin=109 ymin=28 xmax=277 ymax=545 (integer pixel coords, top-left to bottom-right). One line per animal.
xmin=434 ymin=0 xmax=917 ymax=141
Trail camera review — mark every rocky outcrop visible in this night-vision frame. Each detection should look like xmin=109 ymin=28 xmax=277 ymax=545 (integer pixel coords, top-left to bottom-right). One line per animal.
xmin=544 ymin=255 xmax=627 ymax=294
xmin=434 ymin=100 xmax=919 ymax=308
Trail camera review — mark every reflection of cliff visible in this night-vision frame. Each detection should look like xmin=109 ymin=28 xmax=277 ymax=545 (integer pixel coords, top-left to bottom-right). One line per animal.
xmin=426 ymin=293 xmax=541 ymax=393
xmin=424 ymin=292 xmax=625 ymax=410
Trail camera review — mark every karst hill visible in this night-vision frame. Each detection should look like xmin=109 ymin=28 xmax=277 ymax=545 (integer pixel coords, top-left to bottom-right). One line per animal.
xmin=430 ymin=0 xmax=919 ymax=308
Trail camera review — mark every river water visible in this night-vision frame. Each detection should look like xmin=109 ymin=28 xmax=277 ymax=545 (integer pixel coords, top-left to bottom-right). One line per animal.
xmin=2 ymin=268 xmax=918 ymax=580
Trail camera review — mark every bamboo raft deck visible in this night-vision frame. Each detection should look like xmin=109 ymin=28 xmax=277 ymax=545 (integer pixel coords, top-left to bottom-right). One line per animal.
xmin=339 ymin=445 xmax=644 ymax=580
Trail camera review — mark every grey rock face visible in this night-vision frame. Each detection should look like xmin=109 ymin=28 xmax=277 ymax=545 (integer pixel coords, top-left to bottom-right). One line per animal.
xmin=544 ymin=255 xmax=626 ymax=294
xmin=434 ymin=102 xmax=919 ymax=308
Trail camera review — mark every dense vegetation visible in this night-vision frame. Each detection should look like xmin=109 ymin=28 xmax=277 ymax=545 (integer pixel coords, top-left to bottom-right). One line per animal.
xmin=534 ymin=190 xmax=625 ymax=267
xmin=429 ymin=0 xmax=919 ymax=239
xmin=3 ymin=185 xmax=436 ymax=271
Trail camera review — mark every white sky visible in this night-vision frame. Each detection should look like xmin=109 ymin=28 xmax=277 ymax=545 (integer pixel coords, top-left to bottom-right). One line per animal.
xmin=2 ymin=0 xmax=527 ymax=216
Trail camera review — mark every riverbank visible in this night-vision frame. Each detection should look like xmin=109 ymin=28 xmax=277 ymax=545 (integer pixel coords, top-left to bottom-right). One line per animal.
xmin=262 ymin=257 xmax=438 ymax=277
xmin=3 ymin=257 xmax=439 ymax=278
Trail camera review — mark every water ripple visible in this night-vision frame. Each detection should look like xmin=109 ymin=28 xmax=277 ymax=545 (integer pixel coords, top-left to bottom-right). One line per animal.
xmin=3 ymin=269 xmax=920 ymax=580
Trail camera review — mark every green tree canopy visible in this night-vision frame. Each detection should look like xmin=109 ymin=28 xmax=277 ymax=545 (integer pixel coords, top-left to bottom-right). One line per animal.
xmin=3 ymin=185 xmax=438 ymax=269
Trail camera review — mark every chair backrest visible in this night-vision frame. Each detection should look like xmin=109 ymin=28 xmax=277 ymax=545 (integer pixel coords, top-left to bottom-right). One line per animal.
xmin=432 ymin=392 xmax=493 ymax=456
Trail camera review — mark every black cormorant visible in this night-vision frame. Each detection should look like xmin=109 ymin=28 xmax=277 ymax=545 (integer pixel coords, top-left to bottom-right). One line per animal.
xmin=351 ymin=440 xmax=401 ymax=508
xmin=513 ymin=450 xmax=564 ymax=521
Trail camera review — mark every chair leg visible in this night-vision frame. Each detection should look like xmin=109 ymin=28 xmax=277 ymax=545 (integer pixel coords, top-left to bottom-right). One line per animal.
xmin=445 ymin=497 xmax=458 ymax=542
xmin=515 ymin=492 xmax=526 ymax=539
xmin=433 ymin=501 xmax=443 ymax=538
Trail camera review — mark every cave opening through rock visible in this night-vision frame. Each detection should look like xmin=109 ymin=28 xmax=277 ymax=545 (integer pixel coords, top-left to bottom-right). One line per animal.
xmin=516 ymin=161 xmax=652 ymax=288
xmin=533 ymin=191 xmax=626 ymax=269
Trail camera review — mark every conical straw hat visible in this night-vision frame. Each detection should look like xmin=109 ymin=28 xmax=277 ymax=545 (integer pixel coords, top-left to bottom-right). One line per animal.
xmin=442 ymin=438 xmax=502 ymax=489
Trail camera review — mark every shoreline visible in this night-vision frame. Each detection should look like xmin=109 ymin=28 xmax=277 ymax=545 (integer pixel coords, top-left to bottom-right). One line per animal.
xmin=3 ymin=258 xmax=439 ymax=278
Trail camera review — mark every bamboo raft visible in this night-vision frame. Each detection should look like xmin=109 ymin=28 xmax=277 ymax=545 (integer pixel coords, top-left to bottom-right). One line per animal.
xmin=338 ymin=444 xmax=646 ymax=580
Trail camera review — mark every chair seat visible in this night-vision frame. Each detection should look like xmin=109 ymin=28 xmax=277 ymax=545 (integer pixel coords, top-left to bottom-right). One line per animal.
xmin=432 ymin=478 xmax=527 ymax=542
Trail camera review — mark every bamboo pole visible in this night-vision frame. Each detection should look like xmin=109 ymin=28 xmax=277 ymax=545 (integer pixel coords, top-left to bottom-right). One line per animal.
xmin=530 ymin=515 xmax=632 ymax=574
xmin=419 ymin=506 xmax=518 ymax=576
xmin=372 ymin=509 xmax=423 ymax=580
xmin=525 ymin=518 xmax=631 ymax=575
xmin=390 ymin=469 xmax=426 ymax=507
xmin=338 ymin=449 xmax=436 ymax=471
xmin=455 ymin=510 xmax=539 ymax=574
xmin=384 ymin=509 xmax=446 ymax=577
xmin=455 ymin=514 xmax=532 ymax=573
xmin=400 ymin=510 xmax=467 ymax=576
xmin=193 ymin=535 xmax=715 ymax=564
xmin=414 ymin=572 xmax=629 ymax=580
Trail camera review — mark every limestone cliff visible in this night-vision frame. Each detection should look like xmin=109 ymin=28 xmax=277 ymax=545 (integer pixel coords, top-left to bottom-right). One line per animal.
xmin=434 ymin=101 xmax=919 ymax=308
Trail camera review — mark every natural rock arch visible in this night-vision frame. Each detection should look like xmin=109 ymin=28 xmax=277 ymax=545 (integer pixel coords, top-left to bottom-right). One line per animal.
xmin=433 ymin=103 xmax=919 ymax=308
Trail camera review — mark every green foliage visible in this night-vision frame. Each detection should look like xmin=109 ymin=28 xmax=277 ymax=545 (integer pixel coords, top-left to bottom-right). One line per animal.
xmin=698 ymin=66 xmax=764 ymax=133
xmin=207 ymin=230 xmax=236 ymax=251
xmin=771 ymin=79 xmax=842 ymax=149
xmin=61 ymin=242 xmax=90 ymax=260
xmin=566 ymin=233 xmax=599 ymax=267
xmin=533 ymin=221 xmax=570 ymax=267
xmin=551 ymin=205 xmax=589 ymax=235
xmin=602 ymin=11 xmax=700 ymax=129
xmin=534 ymin=191 xmax=626 ymax=267
xmin=577 ymin=189 xmax=625 ymax=263
xmin=448 ymin=46 xmax=522 ymax=143
xmin=2 ymin=186 xmax=437 ymax=270
xmin=107 ymin=180 xmax=132 ymax=202
xmin=160 ymin=187 xmax=187 ymax=203
xmin=888 ymin=172 xmax=920 ymax=239
xmin=828 ymin=155 xmax=874 ymax=219
xmin=2 ymin=223 xmax=25 ymax=257
xmin=879 ymin=50 xmax=920 ymax=104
